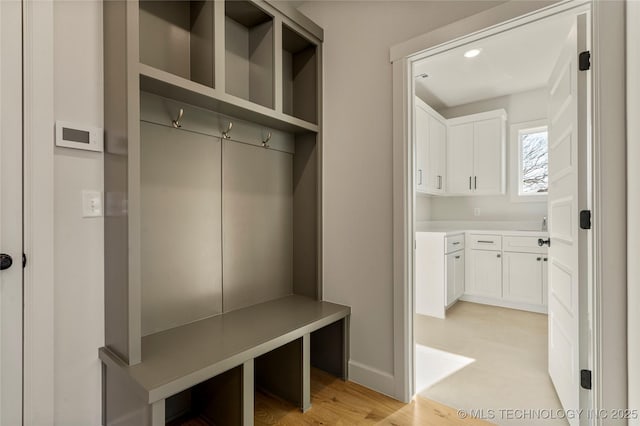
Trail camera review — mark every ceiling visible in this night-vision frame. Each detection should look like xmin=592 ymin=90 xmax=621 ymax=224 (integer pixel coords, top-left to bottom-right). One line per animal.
xmin=414 ymin=14 xmax=575 ymax=110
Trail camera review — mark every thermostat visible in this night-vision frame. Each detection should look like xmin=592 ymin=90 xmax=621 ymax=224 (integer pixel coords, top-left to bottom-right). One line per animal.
xmin=55 ymin=121 xmax=103 ymax=152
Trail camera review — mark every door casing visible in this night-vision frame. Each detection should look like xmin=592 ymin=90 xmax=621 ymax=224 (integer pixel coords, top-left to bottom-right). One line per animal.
xmin=391 ymin=0 xmax=627 ymax=420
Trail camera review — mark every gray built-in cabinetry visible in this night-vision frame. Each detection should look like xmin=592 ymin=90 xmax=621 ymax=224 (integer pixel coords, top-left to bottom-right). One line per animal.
xmin=101 ymin=2 xmax=349 ymax=425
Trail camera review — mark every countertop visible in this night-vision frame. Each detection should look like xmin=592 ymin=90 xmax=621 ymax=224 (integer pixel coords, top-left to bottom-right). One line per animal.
xmin=416 ymin=221 xmax=549 ymax=237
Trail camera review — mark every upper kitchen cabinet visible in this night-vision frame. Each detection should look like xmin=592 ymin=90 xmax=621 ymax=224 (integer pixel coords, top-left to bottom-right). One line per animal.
xmin=415 ymin=97 xmax=447 ymax=195
xmin=447 ymin=109 xmax=506 ymax=196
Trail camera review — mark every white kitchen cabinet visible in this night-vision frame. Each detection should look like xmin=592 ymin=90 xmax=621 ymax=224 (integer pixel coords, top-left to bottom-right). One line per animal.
xmin=502 ymin=252 xmax=544 ymax=305
xmin=447 ymin=110 xmax=506 ymax=195
xmin=415 ymin=97 xmax=447 ymax=195
xmin=447 ymin=123 xmax=474 ymax=193
xmin=415 ymin=102 xmax=429 ymax=193
xmin=467 ymin=249 xmax=502 ymax=299
xmin=446 ymin=251 xmax=465 ymax=306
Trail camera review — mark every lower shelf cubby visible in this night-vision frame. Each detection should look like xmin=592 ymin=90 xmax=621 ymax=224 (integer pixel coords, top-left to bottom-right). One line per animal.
xmin=165 ymin=366 xmax=243 ymax=426
xmin=255 ymin=338 xmax=305 ymax=410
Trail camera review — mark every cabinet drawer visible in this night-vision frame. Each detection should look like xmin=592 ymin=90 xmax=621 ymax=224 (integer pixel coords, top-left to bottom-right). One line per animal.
xmin=468 ymin=234 xmax=502 ymax=251
xmin=503 ymin=236 xmax=547 ymax=254
xmin=445 ymin=234 xmax=465 ymax=253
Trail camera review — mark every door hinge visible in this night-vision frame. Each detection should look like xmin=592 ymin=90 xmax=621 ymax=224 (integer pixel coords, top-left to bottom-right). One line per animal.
xmin=579 ymin=51 xmax=591 ymax=71
xmin=580 ymin=210 xmax=592 ymax=230
xmin=23 ymin=253 xmax=27 ymax=268
xmin=581 ymin=369 xmax=592 ymax=390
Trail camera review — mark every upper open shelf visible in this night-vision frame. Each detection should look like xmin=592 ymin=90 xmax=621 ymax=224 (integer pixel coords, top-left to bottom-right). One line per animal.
xmin=137 ymin=0 xmax=319 ymax=132
xmin=139 ymin=0 xmax=216 ymax=88
xmin=282 ymin=24 xmax=318 ymax=124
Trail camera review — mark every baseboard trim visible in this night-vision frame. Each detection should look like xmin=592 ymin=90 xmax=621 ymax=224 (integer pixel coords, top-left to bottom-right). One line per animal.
xmin=460 ymin=294 xmax=548 ymax=314
xmin=348 ymin=361 xmax=396 ymax=398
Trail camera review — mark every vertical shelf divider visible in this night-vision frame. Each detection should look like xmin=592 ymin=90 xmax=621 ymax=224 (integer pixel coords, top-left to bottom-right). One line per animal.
xmin=214 ymin=0 xmax=226 ymax=93
xmin=273 ymin=16 xmax=284 ymax=113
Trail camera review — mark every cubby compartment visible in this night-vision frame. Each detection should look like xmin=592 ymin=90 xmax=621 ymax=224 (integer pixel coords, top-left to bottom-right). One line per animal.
xmin=282 ymin=24 xmax=318 ymax=124
xmin=139 ymin=0 xmax=216 ymax=88
xmin=225 ymin=1 xmax=274 ymax=108
xmin=165 ymin=366 xmax=243 ymax=426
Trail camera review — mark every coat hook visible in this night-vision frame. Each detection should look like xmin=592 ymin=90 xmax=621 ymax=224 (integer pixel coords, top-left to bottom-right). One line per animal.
xmin=262 ymin=131 xmax=272 ymax=148
xmin=172 ymin=108 xmax=184 ymax=128
xmin=222 ymin=121 xmax=233 ymax=139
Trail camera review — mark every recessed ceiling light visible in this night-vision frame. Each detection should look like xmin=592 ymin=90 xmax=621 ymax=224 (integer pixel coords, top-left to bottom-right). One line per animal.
xmin=464 ymin=48 xmax=481 ymax=58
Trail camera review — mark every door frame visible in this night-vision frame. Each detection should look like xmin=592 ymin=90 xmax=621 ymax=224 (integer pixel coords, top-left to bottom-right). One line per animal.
xmin=390 ymin=0 xmax=627 ymax=419
xmin=22 ymin=0 xmax=55 ymax=424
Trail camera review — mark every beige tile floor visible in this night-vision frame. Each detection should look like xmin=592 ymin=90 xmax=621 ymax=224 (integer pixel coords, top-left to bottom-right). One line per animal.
xmin=415 ymin=301 xmax=567 ymax=426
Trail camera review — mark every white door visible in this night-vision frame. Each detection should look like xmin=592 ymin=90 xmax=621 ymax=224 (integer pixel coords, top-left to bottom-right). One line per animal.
xmin=415 ymin=101 xmax=428 ymax=193
xmin=0 ymin=1 xmax=24 ymax=425
xmin=447 ymin=123 xmax=473 ymax=194
xmin=428 ymin=115 xmax=446 ymax=193
xmin=467 ymin=250 xmax=501 ymax=299
xmin=502 ymin=252 xmax=543 ymax=305
xmin=546 ymin=16 xmax=586 ymax=422
xmin=473 ymin=118 xmax=504 ymax=195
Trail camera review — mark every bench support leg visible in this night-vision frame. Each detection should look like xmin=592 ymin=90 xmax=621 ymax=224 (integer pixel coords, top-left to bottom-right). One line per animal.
xmin=302 ymin=333 xmax=311 ymax=412
xmin=243 ymin=359 xmax=254 ymax=426
xmin=150 ymin=400 xmax=165 ymax=426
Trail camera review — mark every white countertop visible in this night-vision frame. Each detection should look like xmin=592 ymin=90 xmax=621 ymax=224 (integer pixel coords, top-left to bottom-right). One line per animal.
xmin=416 ymin=221 xmax=549 ymax=237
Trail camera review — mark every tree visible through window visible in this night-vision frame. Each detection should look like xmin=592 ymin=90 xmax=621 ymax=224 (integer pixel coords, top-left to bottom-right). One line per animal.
xmin=519 ymin=127 xmax=548 ymax=195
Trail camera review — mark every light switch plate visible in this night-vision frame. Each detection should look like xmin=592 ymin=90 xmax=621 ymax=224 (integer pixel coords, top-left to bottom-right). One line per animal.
xmin=82 ymin=190 xmax=103 ymax=218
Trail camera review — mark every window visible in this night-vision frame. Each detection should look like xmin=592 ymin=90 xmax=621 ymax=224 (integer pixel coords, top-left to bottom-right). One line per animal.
xmin=510 ymin=120 xmax=548 ymax=201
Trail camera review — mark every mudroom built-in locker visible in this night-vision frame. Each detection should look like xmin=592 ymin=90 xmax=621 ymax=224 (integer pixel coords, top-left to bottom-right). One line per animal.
xmin=100 ymin=2 xmax=349 ymax=425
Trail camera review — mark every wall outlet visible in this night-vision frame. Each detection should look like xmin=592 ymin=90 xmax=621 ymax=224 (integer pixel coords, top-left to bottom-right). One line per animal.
xmin=474 ymin=208 xmax=481 ymax=217
xmin=82 ymin=190 xmax=103 ymax=218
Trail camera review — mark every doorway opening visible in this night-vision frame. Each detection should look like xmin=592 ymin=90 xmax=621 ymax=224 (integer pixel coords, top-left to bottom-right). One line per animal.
xmin=409 ymin=5 xmax=592 ymax=424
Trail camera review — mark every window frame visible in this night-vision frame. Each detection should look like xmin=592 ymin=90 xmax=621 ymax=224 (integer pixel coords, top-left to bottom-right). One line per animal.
xmin=510 ymin=119 xmax=549 ymax=203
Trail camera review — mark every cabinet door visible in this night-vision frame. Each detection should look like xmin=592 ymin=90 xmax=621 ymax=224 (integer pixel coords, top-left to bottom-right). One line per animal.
xmin=427 ymin=115 xmax=447 ymax=194
xmin=454 ymin=251 xmax=465 ymax=300
xmin=467 ymin=249 xmax=501 ymax=298
xmin=502 ymin=252 xmax=543 ymax=305
xmin=446 ymin=253 xmax=456 ymax=305
xmin=473 ymin=118 xmax=504 ymax=194
xmin=447 ymin=123 xmax=474 ymax=194
xmin=542 ymin=255 xmax=548 ymax=307
xmin=415 ymin=104 xmax=429 ymax=193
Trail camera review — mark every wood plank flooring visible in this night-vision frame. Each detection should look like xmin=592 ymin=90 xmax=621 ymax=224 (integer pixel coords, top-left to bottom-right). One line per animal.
xmin=255 ymin=368 xmax=492 ymax=425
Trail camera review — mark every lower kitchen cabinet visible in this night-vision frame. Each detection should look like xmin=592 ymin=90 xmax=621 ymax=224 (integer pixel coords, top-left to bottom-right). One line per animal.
xmin=502 ymin=252 xmax=544 ymax=305
xmin=466 ymin=249 xmax=502 ymax=299
xmin=446 ymin=251 xmax=465 ymax=306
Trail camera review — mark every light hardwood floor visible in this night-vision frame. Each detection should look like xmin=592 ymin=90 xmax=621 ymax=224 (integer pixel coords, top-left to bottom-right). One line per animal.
xmin=415 ymin=301 xmax=565 ymax=426
xmin=255 ymin=368 xmax=492 ymax=425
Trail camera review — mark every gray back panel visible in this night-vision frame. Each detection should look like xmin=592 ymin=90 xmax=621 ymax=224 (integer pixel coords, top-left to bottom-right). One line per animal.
xmin=140 ymin=122 xmax=222 ymax=336
xmin=224 ymin=17 xmax=250 ymax=101
xmin=222 ymin=141 xmax=293 ymax=312
xmin=139 ymin=1 xmax=191 ymax=79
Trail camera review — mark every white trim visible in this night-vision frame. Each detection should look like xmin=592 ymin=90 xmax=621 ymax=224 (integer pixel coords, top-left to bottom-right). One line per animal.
xmin=391 ymin=0 xmax=626 ymax=415
xmin=509 ymin=119 xmax=549 ymax=203
xmin=627 ymin=0 xmax=640 ymax=421
xmin=459 ymin=295 xmax=547 ymax=314
xmin=22 ymin=0 xmax=55 ymax=424
xmin=348 ymin=361 xmax=396 ymax=398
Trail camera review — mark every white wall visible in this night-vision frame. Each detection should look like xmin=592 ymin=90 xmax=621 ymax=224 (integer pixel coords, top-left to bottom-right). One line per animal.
xmin=298 ymin=0 xmax=503 ymax=392
xmin=53 ymin=1 xmax=104 ymax=424
xmin=423 ymin=88 xmax=548 ymax=221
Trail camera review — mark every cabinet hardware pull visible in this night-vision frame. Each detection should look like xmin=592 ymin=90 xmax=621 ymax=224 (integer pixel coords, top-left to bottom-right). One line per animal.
xmin=469 ymin=176 xmax=472 ymax=190
xmin=455 ymin=256 xmax=460 ymax=259
xmin=418 ymin=169 xmax=423 ymax=185
xmin=537 ymin=257 xmax=542 ymax=261
xmin=497 ymin=254 xmax=501 ymax=258
xmin=452 ymin=242 xmax=460 ymax=245
xmin=544 ymin=258 xmax=548 ymax=262
xmin=474 ymin=176 xmax=477 ymax=189
xmin=477 ymin=240 xmax=494 ymax=244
